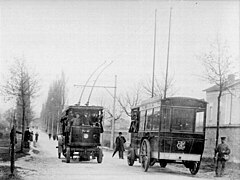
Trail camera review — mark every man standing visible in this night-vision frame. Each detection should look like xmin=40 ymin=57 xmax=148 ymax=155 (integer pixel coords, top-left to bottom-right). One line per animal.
xmin=214 ymin=137 xmax=231 ymax=177
xmin=24 ymin=127 xmax=31 ymax=148
xmin=112 ymin=132 xmax=126 ymax=159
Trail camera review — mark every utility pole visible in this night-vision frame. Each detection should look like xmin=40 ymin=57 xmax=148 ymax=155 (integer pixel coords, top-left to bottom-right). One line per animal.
xmin=110 ymin=75 xmax=117 ymax=149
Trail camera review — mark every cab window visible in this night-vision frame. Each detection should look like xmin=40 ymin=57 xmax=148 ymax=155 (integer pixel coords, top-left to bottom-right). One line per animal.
xmin=195 ymin=111 xmax=205 ymax=133
xmin=145 ymin=109 xmax=153 ymax=130
xmin=139 ymin=110 xmax=146 ymax=131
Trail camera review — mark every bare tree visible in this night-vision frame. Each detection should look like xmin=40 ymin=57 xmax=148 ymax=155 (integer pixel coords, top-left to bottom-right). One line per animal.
xmin=118 ymin=83 xmax=144 ymax=117
xmin=199 ymin=38 xmax=233 ymax=151
xmin=142 ymin=75 xmax=177 ymax=98
xmin=0 ymin=58 xmax=39 ymax=151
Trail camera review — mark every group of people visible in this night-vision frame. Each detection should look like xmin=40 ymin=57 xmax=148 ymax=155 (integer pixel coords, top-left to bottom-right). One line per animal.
xmin=24 ymin=127 xmax=39 ymax=148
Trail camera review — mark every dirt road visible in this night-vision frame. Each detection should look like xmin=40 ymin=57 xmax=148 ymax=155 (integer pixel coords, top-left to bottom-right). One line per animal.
xmin=0 ymin=131 xmax=237 ymax=180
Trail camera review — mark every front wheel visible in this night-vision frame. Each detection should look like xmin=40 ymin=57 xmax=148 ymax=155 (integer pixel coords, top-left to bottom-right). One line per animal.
xmin=66 ymin=147 xmax=70 ymax=163
xmin=140 ymin=139 xmax=151 ymax=172
xmin=189 ymin=161 xmax=200 ymax=175
xmin=127 ymin=149 xmax=135 ymax=166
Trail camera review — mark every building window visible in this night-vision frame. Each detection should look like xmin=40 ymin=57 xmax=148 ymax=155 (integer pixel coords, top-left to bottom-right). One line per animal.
xmin=209 ymin=106 xmax=213 ymax=121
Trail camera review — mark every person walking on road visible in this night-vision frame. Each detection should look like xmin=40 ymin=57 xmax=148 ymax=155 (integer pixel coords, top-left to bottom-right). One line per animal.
xmin=35 ymin=131 xmax=39 ymax=142
xmin=48 ymin=133 xmax=52 ymax=140
xmin=214 ymin=136 xmax=231 ymax=177
xmin=112 ymin=132 xmax=126 ymax=159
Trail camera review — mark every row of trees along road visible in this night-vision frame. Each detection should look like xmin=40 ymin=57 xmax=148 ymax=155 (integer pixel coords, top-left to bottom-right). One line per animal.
xmin=40 ymin=72 xmax=66 ymax=138
xmin=0 ymin=58 xmax=39 ymax=152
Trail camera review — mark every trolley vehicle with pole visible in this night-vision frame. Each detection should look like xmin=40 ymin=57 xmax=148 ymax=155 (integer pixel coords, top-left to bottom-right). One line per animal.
xmin=127 ymin=96 xmax=207 ymax=175
xmin=58 ymin=105 xmax=104 ymax=163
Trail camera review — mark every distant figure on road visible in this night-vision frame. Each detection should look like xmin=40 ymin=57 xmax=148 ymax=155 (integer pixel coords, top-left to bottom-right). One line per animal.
xmin=214 ymin=137 xmax=231 ymax=177
xmin=35 ymin=132 xmax=39 ymax=142
xmin=48 ymin=133 xmax=52 ymax=140
xmin=112 ymin=132 xmax=126 ymax=159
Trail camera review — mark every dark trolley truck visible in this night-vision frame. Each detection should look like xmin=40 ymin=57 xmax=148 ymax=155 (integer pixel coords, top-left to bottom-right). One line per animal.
xmin=58 ymin=105 xmax=104 ymax=163
xmin=127 ymin=97 xmax=207 ymax=175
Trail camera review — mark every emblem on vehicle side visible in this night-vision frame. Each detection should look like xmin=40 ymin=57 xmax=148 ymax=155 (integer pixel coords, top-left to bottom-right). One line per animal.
xmin=177 ymin=141 xmax=186 ymax=150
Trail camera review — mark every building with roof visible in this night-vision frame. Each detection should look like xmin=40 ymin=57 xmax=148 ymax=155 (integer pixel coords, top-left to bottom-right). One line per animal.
xmin=203 ymin=74 xmax=240 ymax=162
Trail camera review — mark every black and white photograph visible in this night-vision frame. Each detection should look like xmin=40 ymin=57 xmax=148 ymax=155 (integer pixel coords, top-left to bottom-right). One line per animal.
xmin=0 ymin=0 xmax=239 ymax=179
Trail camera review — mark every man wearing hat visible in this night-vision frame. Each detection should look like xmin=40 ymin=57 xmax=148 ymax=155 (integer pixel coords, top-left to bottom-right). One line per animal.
xmin=112 ymin=132 xmax=126 ymax=159
xmin=214 ymin=136 xmax=231 ymax=177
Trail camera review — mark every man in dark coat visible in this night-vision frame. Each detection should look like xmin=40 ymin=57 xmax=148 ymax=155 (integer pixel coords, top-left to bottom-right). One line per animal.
xmin=35 ymin=132 xmax=39 ymax=142
xmin=112 ymin=132 xmax=126 ymax=159
xmin=214 ymin=137 xmax=231 ymax=177
xmin=24 ymin=127 xmax=31 ymax=148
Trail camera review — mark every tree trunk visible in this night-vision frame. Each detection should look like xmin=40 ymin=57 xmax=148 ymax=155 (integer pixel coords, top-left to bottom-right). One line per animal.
xmin=21 ymin=104 xmax=25 ymax=152
xmin=215 ymin=91 xmax=222 ymax=152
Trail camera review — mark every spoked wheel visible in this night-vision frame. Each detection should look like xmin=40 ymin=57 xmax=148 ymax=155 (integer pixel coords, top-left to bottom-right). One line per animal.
xmin=66 ymin=147 xmax=70 ymax=163
xmin=127 ymin=148 xmax=135 ymax=166
xmin=97 ymin=149 xmax=103 ymax=163
xmin=140 ymin=139 xmax=151 ymax=172
xmin=189 ymin=161 xmax=200 ymax=175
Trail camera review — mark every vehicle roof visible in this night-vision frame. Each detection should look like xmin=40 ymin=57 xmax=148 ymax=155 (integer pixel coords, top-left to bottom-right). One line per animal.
xmin=63 ymin=105 xmax=104 ymax=112
xmin=131 ymin=96 xmax=207 ymax=109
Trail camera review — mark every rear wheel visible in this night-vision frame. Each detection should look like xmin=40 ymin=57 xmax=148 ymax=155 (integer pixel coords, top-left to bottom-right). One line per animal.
xmin=189 ymin=161 xmax=200 ymax=175
xmin=127 ymin=149 xmax=135 ymax=166
xmin=58 ymin=153 xmax=61 ymax=159
xmin=140 ymin=139 xmax=151 ymax=172
xmin=66 ymin=147 xmax=70 ymax=163
xmin=159 ymin=160 xmax=167 ymax=168
xmin=97 ymin=149 xmax=103 ymax=163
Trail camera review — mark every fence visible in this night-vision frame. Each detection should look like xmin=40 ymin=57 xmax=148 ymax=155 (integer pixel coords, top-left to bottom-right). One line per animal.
xmin=0 ymin=131 xmax=22 ymax=161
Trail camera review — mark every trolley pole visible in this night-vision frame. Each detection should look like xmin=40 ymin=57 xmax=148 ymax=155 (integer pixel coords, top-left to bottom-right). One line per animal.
xmin=110 ymin=75 xmax=117 ymax=149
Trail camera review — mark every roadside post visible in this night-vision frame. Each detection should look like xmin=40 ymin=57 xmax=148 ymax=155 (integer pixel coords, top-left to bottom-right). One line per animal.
xmin=10 ymin=125 xmax=16 ymax=175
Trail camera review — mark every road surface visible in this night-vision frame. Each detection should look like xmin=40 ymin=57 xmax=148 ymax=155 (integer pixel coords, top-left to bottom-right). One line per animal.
xmin=1 ymin=131 xmax=231 ymax=180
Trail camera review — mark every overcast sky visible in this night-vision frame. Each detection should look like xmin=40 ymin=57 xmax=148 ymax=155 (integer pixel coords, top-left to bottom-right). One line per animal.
xmin=0 ymin=0 xmax=239 ymax=116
